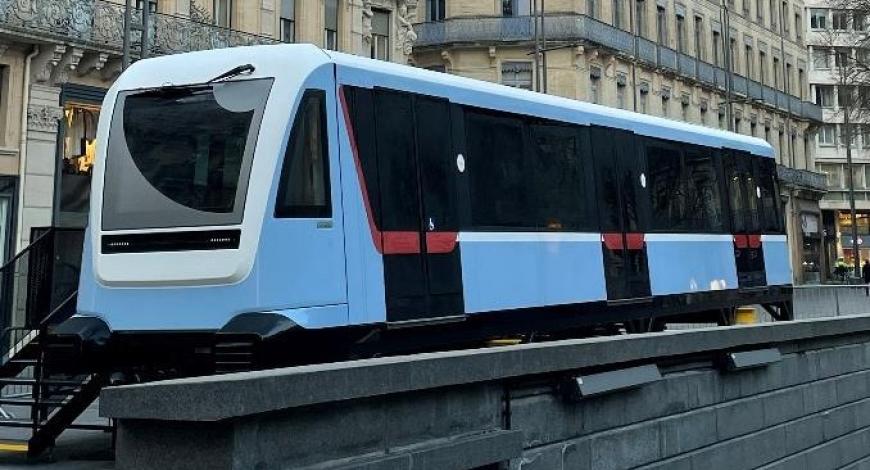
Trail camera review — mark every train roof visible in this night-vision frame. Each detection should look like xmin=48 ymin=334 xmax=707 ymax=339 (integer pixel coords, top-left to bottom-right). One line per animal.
xmin=325 ymin=48 xmax=774 ymax=159
xmin=121 ymin=44 xmax=774 ymax=158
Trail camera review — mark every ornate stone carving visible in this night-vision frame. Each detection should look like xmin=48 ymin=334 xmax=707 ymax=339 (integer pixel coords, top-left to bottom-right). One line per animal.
xmin=51 ymin=47 xmax=85 ymax=83
xmin=362 ymin=0 xmax=373 ymax=45
xmin=396 ymin=0 xmax=417 ymax=56
xmin=77 ymin=52 xmax=110 ymax=76
xmin=27 ymin=105 xmax=64 ymax=133
xmin=31 ymin=45 xmax=66 ymax=83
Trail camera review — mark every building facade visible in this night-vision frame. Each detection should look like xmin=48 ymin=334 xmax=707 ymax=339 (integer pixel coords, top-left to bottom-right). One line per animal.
xmin=0 ymin=0 xmax=416 ymax=261
xmin=805 ymin=1 xmax=870 ymax=280
xmin=412 ymin=0 xmax=827 ymax=284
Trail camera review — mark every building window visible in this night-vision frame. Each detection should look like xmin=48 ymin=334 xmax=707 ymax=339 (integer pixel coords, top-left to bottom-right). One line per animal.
xmin=676 ymin=13 xmax=686 ymax=53
xmin=613 ymin=0 xmax=623 ymax=29
xmin=750 ymin=120 xmax=757 ymax=137
xmin=371 ymin=10 xmax=390 ymax=60
xmin=661 ymin=87 xmax=670 ymax=117
xmin=693 ymin=16 xmax=704 ymax=60
xmin=812 ymin=48 xmax=830 ymax=69
xmin=773 ymin=56 xmax=780 ymax=89
xmin=795 ymin=13 xmax=802 ymax=39
xmin=616 ymin=74 xmax=627 ymax=109
xmin=818 ymin=164 xmax=842 ymax=188
xmin=810 ymin=8 xmax=828 ymax=29
xmin=588 ymin=0 xmax=598 ymax=18
xmin=427 ymin=0 xmax=445 ymax=21
xmin=280 ymin=0 xmax=295 ymax=42
xmin=635 ymin=0 xmax=646 ymax=37
xmin=700 ymin=99 xmax=708 ymax=125
xmin=742 ymin=0 xmax=750 ymax=16
xmin=818 ymin=124 xmax=837 ymax=146
xmin=502 ymin=0 xmax=531 ymax=16
xmin=213 ymin=0 xmax=231 ymax=27
xmin=639 ymin=82 xmax=649 ymax=113
xmin=856 ymin=12 xmax=868 ymax=31
xmin=756 ymin=0 xmax=763 ymax=21
xmin=718 ymin=106 xmax=725 ymax=129
xmin=745 ymin=44 xmax=753 ymax=79
xmin=656 ymin=5 xmax=667 ymax=45
xmin=759 ymin=50 xmax=767 ymax=84
xmin=835 ymin=48 xmax=850 ymax=68
xmin=501 ymin=61 xmax=533 ymax=90
xmin=839 ymin=85 xmax=855 ymax=108
xmin=798 ymin=68 xmax=805 ymax=99
xmin=324 ymin=0 xmax=338 ymax=50
xmin=680 ymin=95 xmax=689 ymax=121
xmin=816 ymin=85 xmax=834 ymax=107
xmin=832 ymin=10 xmax=848 ymax=30
xmin=781 ymin=1 xmax=788 ymax=31
xmin=735 ymin=116 xmax=742 ymax=133
xmin=768 ymin=0 xmax=776 ymax=29
xmin=712 ymin=30 xmax=722 ymax=66
xmin=729 ymin=38 xmax=737 ymax=73
xmin=589 ymin=67 xmax=601 ymax=104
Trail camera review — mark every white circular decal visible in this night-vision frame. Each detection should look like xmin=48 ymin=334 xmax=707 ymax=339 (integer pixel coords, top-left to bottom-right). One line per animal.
xmin=456 ymin=153 xmax=466 ymax=173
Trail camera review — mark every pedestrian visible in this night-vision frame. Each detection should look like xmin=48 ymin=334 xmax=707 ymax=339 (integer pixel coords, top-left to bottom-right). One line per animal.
xmin=863 ymin=261 xmax=870 ymax=296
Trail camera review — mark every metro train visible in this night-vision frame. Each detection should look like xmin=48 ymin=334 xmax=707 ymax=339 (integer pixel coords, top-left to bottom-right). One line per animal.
xmin=52 ymin=44 xmax=792 ymax=373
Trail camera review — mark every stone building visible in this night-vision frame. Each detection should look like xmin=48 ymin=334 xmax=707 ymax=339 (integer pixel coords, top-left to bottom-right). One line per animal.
xmin=411 ymin=0 xmax=828 ymax=284
xmin=805 ymin=2 xmax=870 ymax=279
xmin=0 ymin=0 xmax=416 ymax=260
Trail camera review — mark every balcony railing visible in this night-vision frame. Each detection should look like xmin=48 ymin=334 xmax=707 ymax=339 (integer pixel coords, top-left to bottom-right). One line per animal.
xmin=0 ymin=0 xmax=279 ymax=57
xmin=777 ymin=165 xmax=827 ymax=192
xmin=415 ymin=14 xmax=822 ymax=123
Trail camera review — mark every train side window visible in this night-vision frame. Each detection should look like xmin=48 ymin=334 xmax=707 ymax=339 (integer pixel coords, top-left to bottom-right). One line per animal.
xmin=684 ymin=149 xmax=725 ymax=232
xmin=742 ymin=155 xmax=761 ymax=232
xmin=529 ymin=124 xmax=587 ymax=230
xmin=757 ymin=157 xmax=783 ymax=233
xmin=275 ymin=89 xmax=331 ymax=218
xmin=646 ymin=144 xmax=687 ymax=231
xmin=465 ymin=110 xmax=527 ymax=228
xmin=724 ymin=154 xmax=745 ymax=233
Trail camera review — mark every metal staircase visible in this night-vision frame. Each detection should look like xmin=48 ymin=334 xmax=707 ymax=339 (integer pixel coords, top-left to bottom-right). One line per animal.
xmin=0 ymin=228 xmax=109 ymax=458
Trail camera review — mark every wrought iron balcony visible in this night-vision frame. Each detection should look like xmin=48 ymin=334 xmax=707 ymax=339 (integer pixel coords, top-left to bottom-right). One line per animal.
xmin=415 ymin=14 xmax=823 ymax=123
xmin=0 ymin=0 xmax=279 ymax=57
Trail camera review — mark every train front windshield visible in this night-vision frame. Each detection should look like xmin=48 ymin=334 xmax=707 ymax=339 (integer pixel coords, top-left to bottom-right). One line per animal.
xmin=102 ymin=78 xmax=273 ymax=231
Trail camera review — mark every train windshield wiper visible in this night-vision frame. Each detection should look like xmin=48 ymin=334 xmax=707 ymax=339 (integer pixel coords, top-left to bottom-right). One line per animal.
xmin=208 ymin=64 xmax=255 ymax=84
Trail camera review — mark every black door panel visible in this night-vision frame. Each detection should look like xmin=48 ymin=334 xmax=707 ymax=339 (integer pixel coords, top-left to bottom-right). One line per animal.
xmin=591 ymin=127 xmax=651 ymax=301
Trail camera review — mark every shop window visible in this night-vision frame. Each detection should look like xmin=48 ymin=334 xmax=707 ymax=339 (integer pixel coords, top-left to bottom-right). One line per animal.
xmin=58 ymin=102 xmax=100 ymax=227
xmin=275 ymin=90 xmax=331 ymax=218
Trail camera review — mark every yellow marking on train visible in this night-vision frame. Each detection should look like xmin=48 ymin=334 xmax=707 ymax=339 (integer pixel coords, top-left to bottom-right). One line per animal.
xmin=736 ymin=307 xmax=758 ymax=325
xmin=0 ymin=441 xmax=28 ymax=453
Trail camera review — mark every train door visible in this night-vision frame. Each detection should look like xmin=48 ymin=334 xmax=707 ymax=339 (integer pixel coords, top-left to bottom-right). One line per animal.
xmin=371 ymin=89 xmax=464 ymax=322
xmin=725 ymin=151 xmax=766 ymax=288
xmin=590 ymin=127 xmax=652 ymax=301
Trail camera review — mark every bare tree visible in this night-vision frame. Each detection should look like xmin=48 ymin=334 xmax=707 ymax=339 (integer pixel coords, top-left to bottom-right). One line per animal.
xmin=816 ymin=0 xmax=870 ymax=277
